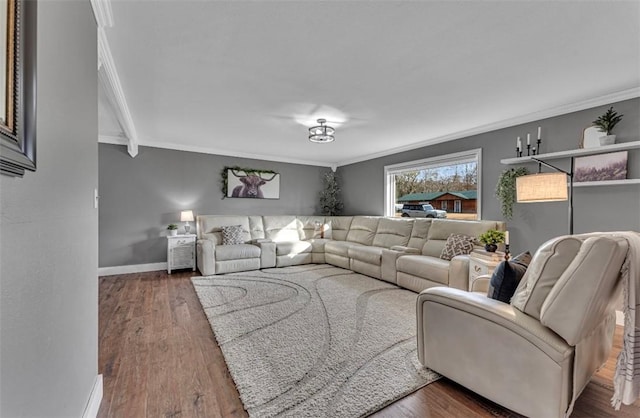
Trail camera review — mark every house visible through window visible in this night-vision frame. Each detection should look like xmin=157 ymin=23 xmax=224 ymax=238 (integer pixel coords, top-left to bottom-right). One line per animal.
xmin=384 ymin=149 xmax=481 ymax=220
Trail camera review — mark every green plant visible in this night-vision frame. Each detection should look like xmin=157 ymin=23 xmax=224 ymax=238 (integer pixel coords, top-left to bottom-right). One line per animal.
xmin=495 ymin=167 xmax=528 ymax=220
xmin=167 ymin=224 xmax=178 ymax=230
xmin=592 ymin=106 xmax=623 ymax=135
xmin=478 ymin=229 xmax=505 ymax=245
xmin=319 ymin=171 xmax=344 ymax=216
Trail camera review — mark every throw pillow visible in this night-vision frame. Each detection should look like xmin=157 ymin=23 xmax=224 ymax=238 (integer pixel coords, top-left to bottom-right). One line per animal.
xmin=221 ymin=225 xmax=245 ymax=245
xmin=487 ymin=251 xmax=532 ymax=303
xmin=440 ymin=233 xmax=476 ymax=261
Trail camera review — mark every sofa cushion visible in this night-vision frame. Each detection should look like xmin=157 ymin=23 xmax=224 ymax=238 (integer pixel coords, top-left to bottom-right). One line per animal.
xmin=396 ymin=255 xmax=449 ymax=285
xmin=221 ymin=225 xmax=245 ymax=245
xmin=325 ymin=240 xmax=363 ymax=257
xmin=307 ymin=238 xmax=331 ymax=253
xmin=487 ymin=251 xmax=532 ymax=303
xmin=276 ymin=240 xmax=313 ymax=256
xmin=348 ymin=245 xmax=384 ymax=265
xmin=346 ymin=216 xmax=380 ymax=246
xmin=440 ymin=233 xmax=475 ymax=260
xmin=511 ymin=236 xmax=582 ymax=319
xmin=215 ymin=244 xmax=261 ymax=261
xmin=197 ymin=215 xmax=253 ymax=244
xmin=263 ymin=215 xmax=300 ymax=242
xmin=423 ymin=219 xmax=499 ymax=257
xmin=326 ymin=216 xmax=353 ymax=241
xmin=407 ymin=219 xmax=432 ymax=250
xmin=372 ymin=218 xmax=413 ymax=248
xmin=296 ymin=216 xmax=326 ymax=240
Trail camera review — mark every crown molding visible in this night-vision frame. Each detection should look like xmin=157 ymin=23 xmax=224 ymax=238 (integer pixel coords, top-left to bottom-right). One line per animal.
xmin=334 ymin=87 xmax=640 ymax=167
xmin=91 ymin=0 xmax=114 ymax=28
xmin=98 ymin=135 xmax=334 ymax=168
xmin=98 ymin=28 xmax=139 ymax=157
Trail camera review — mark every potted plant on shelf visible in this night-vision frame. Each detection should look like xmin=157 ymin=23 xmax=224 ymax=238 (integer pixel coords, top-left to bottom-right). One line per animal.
xmin=478 ymin=229 xmax=505 ymax=252
xmin=167 ymin=224 xmax=178 ymax=236
xmin=592 ymin=106 xmax=623 ymax=146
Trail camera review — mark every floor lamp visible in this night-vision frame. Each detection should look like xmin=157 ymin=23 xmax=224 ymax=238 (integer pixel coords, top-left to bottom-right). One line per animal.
xmin=515 ymin=157 xmax=574 ymax=235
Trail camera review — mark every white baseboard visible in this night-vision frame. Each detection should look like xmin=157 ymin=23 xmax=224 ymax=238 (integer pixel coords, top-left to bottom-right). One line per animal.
xmin=616 ymin=310 xmax=624 ymax=326
xmin=82 ymin=374 xmax=103 ymax=418
xmin=98 ymin=262 xmax=167 ymax=276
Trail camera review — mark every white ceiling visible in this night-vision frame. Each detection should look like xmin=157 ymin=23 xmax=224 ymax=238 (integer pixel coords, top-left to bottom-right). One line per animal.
xmin=98 ymin=0 xmax=640 ymax=167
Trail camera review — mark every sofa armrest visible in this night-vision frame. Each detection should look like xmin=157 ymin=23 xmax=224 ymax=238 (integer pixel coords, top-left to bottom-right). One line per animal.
xmin=250 ymin=238 xmax=273 ymax=244
xmin=390 ymin=245 xmax=421 ymax=254
xmin=448 ymin=254 xmax=470 ymax=290
xmin=470 ymin=274 xmax=491 ymax=293
xmin=416 ymin=287 xmax=572 ymax=365
xmin=381 ymin=246 xmax=420 ymax=282
xmin=256 ymin=241 xmax=276 ymax=268
xmin=197 ymin=239 xmax=216 ymax=276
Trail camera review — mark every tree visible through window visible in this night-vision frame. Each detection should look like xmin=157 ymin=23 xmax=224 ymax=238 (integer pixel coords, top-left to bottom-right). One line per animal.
xmin=384 ymin=150 xmax=482 ymax=220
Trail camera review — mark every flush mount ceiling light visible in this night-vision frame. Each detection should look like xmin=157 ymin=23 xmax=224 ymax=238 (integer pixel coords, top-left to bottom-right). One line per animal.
xmin=309 ymin=119 xmax=335 ymax=143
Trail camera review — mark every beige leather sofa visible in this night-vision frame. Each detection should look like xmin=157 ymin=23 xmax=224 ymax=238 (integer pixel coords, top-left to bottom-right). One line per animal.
xmin=196 ymin=214 xmax=504 ymax=292
xmin=416 ymin=234 xmax=629 ymax=418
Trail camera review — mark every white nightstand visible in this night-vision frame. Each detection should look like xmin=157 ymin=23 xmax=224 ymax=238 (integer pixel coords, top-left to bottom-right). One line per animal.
xmin=468 ymin=252 xmax=501 ymax=291
xmin=167 ymin=234 xmax=196 ymax=274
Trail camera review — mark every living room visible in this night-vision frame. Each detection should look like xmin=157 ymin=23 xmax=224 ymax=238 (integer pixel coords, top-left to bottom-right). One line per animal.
xmin=1 ymin=1 xmax=639 ymax=417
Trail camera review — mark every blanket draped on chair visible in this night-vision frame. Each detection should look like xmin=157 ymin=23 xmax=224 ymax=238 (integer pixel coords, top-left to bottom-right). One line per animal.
xmin=578 ymin=231 xmax=640 ymax=409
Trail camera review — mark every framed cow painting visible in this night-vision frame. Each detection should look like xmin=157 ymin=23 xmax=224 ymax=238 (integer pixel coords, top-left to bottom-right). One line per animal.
xmin=225 ymin=168 xmax=280 ymax=199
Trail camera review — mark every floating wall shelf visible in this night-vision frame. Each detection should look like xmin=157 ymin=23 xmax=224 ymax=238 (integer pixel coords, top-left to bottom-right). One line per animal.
xmin=500 ymin=140 xmax=640 ymax=165
xmin=500 ymin=140 xmax=640 ymax=188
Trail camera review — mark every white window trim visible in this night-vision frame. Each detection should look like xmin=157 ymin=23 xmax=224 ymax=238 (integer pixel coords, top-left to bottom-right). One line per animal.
xmin=383 ymin=148 xmax=482 ymax=218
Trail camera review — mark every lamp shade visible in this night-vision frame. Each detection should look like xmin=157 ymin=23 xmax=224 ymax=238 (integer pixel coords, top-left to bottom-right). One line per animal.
xmin=516 ymin=172 xmax=568 ymax=203
xmin=180 ymin=210 xmax=194 ymax=222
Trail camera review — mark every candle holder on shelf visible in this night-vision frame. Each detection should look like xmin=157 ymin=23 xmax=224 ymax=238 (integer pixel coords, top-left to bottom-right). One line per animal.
xmin=527 ymin=144 xmax=531 ymax=156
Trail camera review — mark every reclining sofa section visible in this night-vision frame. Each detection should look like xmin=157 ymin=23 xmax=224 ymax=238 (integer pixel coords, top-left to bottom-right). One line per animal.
xmin=196 ymin=215 xmax=505 ymax=293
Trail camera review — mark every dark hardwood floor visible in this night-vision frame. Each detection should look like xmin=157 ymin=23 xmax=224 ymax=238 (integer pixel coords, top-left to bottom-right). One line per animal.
xmin=98 ymin=270 xmax=640 ymax=418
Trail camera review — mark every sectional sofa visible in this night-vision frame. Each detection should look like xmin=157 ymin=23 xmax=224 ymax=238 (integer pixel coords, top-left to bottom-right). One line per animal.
xmin=196 ymin=215 xmax=505 ymax=292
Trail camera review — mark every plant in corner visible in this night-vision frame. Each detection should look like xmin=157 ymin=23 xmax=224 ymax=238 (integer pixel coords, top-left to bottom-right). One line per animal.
xmin=495 ymin=167 xmax=528 ymax=220
xmin=319 ymin=171 xmax=344 ymax=216
xmin=167 ymin=223 xmax=178 ymax=236
xmin=592 ymin=106 xmax=623 ymax=145
xmin=478 ymin=229 xmax=505 ymax=252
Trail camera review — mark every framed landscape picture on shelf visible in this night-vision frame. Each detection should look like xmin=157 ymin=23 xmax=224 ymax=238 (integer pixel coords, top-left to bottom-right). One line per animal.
xmin=574 ymin=151 xmax=628 ymax=183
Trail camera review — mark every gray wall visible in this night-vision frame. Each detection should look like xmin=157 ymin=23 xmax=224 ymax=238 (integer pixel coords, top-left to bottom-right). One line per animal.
xmin=98 ymin=144 xmax=328 ymax=267
xmin=340 ymin=98 xmax=640 ymax=253
xmin=0 ymin=2 xmax=99 ymax=416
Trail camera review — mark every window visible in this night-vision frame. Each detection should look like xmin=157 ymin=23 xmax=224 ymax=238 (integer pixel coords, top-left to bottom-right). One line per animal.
xmin=384 ymin=149 xmax=482 ymax=219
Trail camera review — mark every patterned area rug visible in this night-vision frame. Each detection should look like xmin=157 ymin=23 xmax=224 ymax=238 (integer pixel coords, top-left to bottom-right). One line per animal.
xmin=191 ymin=264 xmax=440 ymax=418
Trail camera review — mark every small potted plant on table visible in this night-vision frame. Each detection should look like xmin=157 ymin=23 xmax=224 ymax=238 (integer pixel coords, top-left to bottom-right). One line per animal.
xmin=167 ymin=224 xmax=178 ymax=236
xmin=478 ymin=229 xmax=505 ymax=252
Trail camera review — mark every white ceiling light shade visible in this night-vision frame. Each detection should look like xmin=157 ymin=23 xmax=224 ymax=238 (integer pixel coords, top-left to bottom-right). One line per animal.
xmin=516 ymin=172 xmax=568 ymax=203
xmin=309 ymin=119 xmax=335 ymax=143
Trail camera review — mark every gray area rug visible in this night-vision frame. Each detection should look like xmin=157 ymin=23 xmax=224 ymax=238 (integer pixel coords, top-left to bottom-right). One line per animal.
xmin=191 ymin=264 xmax=440 ymax=417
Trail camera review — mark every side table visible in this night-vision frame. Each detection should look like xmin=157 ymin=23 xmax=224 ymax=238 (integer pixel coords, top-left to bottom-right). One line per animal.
xmin=468 ymin=251 xmax=501 ymax=291
xmin=167 ymin=234 xmax=196 ymax=274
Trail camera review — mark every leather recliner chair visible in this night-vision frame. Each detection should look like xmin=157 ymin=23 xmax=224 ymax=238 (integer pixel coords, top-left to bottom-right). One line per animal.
xmin=416 ymin=234 xmax=629 ymax=417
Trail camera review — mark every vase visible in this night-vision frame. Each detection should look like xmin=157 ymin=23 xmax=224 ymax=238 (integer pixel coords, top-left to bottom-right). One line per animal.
xmin=169 ymin=229 xmax=178 ymax=236
xmin=484 ymin=244 xmax=498 ymax=252
xmin=599 ymin=135 xmax=616 ymax=146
